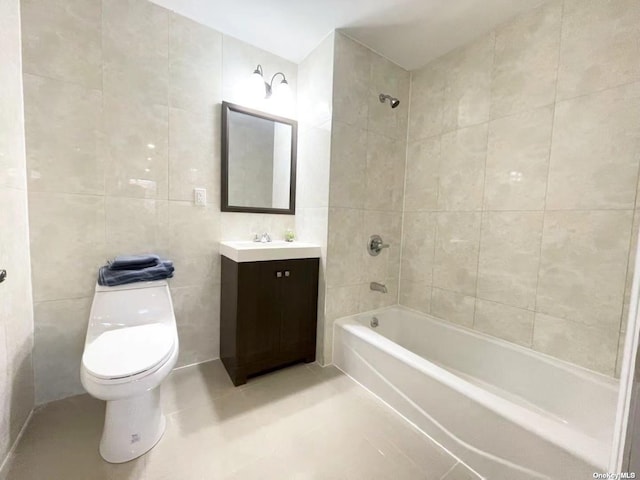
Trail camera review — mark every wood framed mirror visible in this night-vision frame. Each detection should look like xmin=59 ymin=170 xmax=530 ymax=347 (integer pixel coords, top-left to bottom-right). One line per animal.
xmin=221 ymin=101 xmax=297 ymax=214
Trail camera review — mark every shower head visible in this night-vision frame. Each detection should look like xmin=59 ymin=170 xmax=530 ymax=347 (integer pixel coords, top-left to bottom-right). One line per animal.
xmin=379 ymin=93 xmax=400 ymax=109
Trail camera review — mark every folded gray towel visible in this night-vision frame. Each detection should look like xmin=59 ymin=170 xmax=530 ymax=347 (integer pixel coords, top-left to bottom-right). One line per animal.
xmin=108 ymin=254 xmax=160 ymax=271
xmin=98 ymin=260 xmax=174 ymax=287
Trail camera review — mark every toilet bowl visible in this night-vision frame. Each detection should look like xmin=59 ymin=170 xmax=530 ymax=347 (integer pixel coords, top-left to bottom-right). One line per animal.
xmin=81 ymin=279 xmax=179 ymax=463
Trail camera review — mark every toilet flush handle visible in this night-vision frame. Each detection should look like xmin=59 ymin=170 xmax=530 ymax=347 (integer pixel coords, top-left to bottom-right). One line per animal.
xmin=0 ymin=269 xmax=6 ymax=284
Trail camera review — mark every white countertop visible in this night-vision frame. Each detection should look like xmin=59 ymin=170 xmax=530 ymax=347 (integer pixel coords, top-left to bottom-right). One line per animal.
xmin=220 ymin=240 xmax=322 ymax=263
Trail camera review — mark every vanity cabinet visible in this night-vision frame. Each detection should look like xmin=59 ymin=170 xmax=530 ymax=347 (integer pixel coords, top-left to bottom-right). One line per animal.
xmin=220 ymin=256 xmax=319 ymax=386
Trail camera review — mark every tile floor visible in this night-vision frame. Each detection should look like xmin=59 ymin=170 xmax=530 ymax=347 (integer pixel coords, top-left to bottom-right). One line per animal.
xmin=1 ymin=361 xmax=480 ymax=480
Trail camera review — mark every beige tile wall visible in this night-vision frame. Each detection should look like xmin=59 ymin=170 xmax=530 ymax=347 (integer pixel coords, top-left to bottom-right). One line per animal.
xmin=21 ymin=0 xmax=298 ymax=404
xmin=399 ymin=0 xmax=640 ymax=376
xmin=323 ymin=33 xmax=409 ymax=362
xmin=295 ymin=34 xmax=334 ymax=364
xmin=0 ymin=0 xmax=35 ymax=469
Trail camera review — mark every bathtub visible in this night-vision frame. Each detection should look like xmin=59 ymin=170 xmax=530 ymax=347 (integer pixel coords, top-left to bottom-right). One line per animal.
xmin=333 ymin=306 xmax=619 ymax=479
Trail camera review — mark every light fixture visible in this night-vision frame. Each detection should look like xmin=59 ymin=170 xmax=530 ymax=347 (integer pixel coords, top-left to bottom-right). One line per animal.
xmin=251 ymin=64 xmax=290 ymax=100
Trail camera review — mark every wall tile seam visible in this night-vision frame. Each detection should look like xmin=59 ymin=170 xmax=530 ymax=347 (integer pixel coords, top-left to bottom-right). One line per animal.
xmin=615 ymin=209 xmax=640 ymax=373
xmin=532 ymin=0 xmax=565 ymax=347
xmin=421 ymin=285 xmax=622 ymax=329
xmin=396 ymin=61 xmax=415 ymax=308
xmin=471 ymin=31 xmax=497 ymax=329
xmin=408 ymin=69 xmax=640 ymax=149
xmin=21 ymin=70 xmax=104 ymax=96
xmin=401 ymin=208 xmax=638 ymax=214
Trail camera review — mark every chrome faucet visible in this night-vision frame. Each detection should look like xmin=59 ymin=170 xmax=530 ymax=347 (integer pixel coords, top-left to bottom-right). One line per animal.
xmin=370 ymin=282 xmax=387 ymax=293
xmin=254 ymin=232 xmax=272 ymax=243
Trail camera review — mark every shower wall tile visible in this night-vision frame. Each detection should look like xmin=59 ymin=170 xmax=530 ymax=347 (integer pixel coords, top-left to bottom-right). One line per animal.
xmin=431 ymin=288 xmax=475 ymax=328
xmin=400 ymin=0 xmax=639 ymax=375
xmin=557 ymin=0 xmax=640 ymax=101
xmin=536 ymin=210 xmax=632 ymax=328
xmin=364 ymin=210 xmax=402 ymax=283
xmin=533 ymin=313 xmax=618 ymax=375
xmin=359 ymin=279 xmax=398 ymax=312
xmin=20 ymin=0 xmax=102 ymax=89
xmin=616 ymin=332 xmax=626 ymax=378
xmin=441 ymin=33 xmax=493 ymax=132
xmin=545 ymin=82 xmax=640 ymax=210
xmin=326 ymin=208 xmax=365 ymax=288
xmin=621 ymin=210 xmax=640 ymax=333
xmin=474 ymin=299 xmax=534 ymax=347
xmin=33 ymin=297 xmax=91 ymax=404
xmin=325 ymin=285 xmax=361 ymax=322
xmin=28 ymin=192 xmax=106 ymax=303
xmin=328 ymin=122 xmax=367 ymax=209
xmin=325 ymin=37 xmax=408 ymax=362
xmin=365 ymin=133 xmax=406 ymax=212
xmin=168 ymin=106 xmax=220 ymax=206
xmin=169 ymin=15 xmax=222 ymax=113
xmin=23 ymin=74 xmax=104 ymax=195
xmin=477 ymin=212 xmax=543 ymax=310
xmin=332 ymin=33 xmax=370 ymax=127
xmin=483 ymin=106 xmax=553 ymax=211
xmin=490 ymin=1 xmax=561 ymax=119
xmin=408 ymin=59 xmax=446 ymax=141
xmin=404 ymin=136 xmax=440 ymax=212
xmin=437 ymin=124 xmax=487 ymax=212
xmin=103 ymin=94 xmax=169 ymax=199
xmin=400 ymin=212 xmax=436 ymax=285
xmin=399 ymin=281 xmax=432 ymax=315
xmin=367 ymin=55 xmax=410 ymax=140
xmin=433 ymin=212 xmax=481 ymax=296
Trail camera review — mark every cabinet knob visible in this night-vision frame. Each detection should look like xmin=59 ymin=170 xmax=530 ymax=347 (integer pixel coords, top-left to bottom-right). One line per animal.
xmin=284 ymin=271 xmax=290 ymax=277
xmin=0 ymin=269 xmax=5 ymax=284
xmin=276 ymin=271 xmax=283 ymax=278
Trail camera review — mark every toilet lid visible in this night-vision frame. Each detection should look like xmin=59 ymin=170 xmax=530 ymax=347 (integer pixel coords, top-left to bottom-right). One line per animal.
xmin=83 ymin=323 xmax=175 ymax=380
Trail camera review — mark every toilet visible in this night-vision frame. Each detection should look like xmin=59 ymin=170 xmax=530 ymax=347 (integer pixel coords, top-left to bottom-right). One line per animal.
xmin=80 ymin=279 xmax=179 ymax=463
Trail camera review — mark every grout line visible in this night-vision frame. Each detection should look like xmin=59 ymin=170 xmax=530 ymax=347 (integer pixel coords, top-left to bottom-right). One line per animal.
xmin=397 ymin=68 xmax=413 ymax=306
xmin=531 ymin=0 xmax=565 ymax=348
xmin=0 ymin=409 xmax=34 ymax=476
xmin=439 ymin=462 xmax=460 ymax=480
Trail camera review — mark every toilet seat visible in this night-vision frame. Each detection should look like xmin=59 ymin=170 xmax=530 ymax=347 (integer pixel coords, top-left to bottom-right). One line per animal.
xmin=82 ymin=323 xmax=175 ymax=382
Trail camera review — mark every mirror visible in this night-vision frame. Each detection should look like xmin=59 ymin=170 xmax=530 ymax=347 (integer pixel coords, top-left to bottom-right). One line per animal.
xmin=221 ymin=101 xmax=297 ymax=214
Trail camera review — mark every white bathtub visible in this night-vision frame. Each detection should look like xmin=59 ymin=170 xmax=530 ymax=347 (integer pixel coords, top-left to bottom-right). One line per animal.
xmin=333 ymin=306 xmax=619 ymax=479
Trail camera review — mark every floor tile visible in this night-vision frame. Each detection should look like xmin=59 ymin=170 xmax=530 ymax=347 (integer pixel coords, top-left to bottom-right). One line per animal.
xmin=2 ymin=361 xmax=465 ymax=480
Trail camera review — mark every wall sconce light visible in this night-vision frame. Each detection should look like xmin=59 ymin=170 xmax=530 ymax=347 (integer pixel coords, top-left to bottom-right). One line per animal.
xmin=251 ymin=64 xmax=291 ymax=101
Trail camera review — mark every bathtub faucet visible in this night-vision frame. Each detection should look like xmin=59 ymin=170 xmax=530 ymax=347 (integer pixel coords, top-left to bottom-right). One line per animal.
xmin=370 ymin=282 xmax=387 ymax=293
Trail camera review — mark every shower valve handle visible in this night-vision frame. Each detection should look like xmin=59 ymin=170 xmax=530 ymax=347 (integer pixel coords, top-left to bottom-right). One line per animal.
xmin=368 ymin=235 xmax=389 ymax=256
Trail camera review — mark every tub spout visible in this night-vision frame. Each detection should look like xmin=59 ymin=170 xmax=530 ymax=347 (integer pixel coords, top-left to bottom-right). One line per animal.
xmin=370 ymin=282 xmax=387 ymax=293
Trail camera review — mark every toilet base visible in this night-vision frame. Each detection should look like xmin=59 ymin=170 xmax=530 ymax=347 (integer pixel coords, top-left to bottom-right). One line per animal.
xmin=99 ymin=387 xmax=166 ymax=463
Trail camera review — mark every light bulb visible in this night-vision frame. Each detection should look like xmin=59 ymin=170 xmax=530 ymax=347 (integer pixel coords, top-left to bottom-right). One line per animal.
xmin=274 ymin=80 xmax=292 ymax=104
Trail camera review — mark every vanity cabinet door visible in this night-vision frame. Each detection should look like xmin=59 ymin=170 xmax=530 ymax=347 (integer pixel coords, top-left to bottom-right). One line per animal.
xmin=236 ymin=261 xmax=281 ymax=370
xmin=278 ymin=259 xmax=318 ymax=363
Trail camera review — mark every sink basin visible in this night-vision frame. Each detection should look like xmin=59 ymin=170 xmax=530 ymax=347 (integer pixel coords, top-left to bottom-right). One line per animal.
xmin=220 ymin=240 xmax=322 ymax=263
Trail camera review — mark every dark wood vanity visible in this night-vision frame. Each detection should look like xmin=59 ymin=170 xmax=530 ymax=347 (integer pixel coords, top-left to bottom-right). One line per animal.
xmin=220 ymin=255 xmax=319 ymax=386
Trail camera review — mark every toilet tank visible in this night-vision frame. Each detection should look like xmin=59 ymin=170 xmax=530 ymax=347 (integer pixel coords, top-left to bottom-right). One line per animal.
xmin=86 ymin=280 xmax=176 ymax=344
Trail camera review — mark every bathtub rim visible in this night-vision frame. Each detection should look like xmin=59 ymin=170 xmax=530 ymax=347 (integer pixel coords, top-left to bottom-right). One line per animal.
xmin=333 ymin=304 xmax=617 ymax=469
